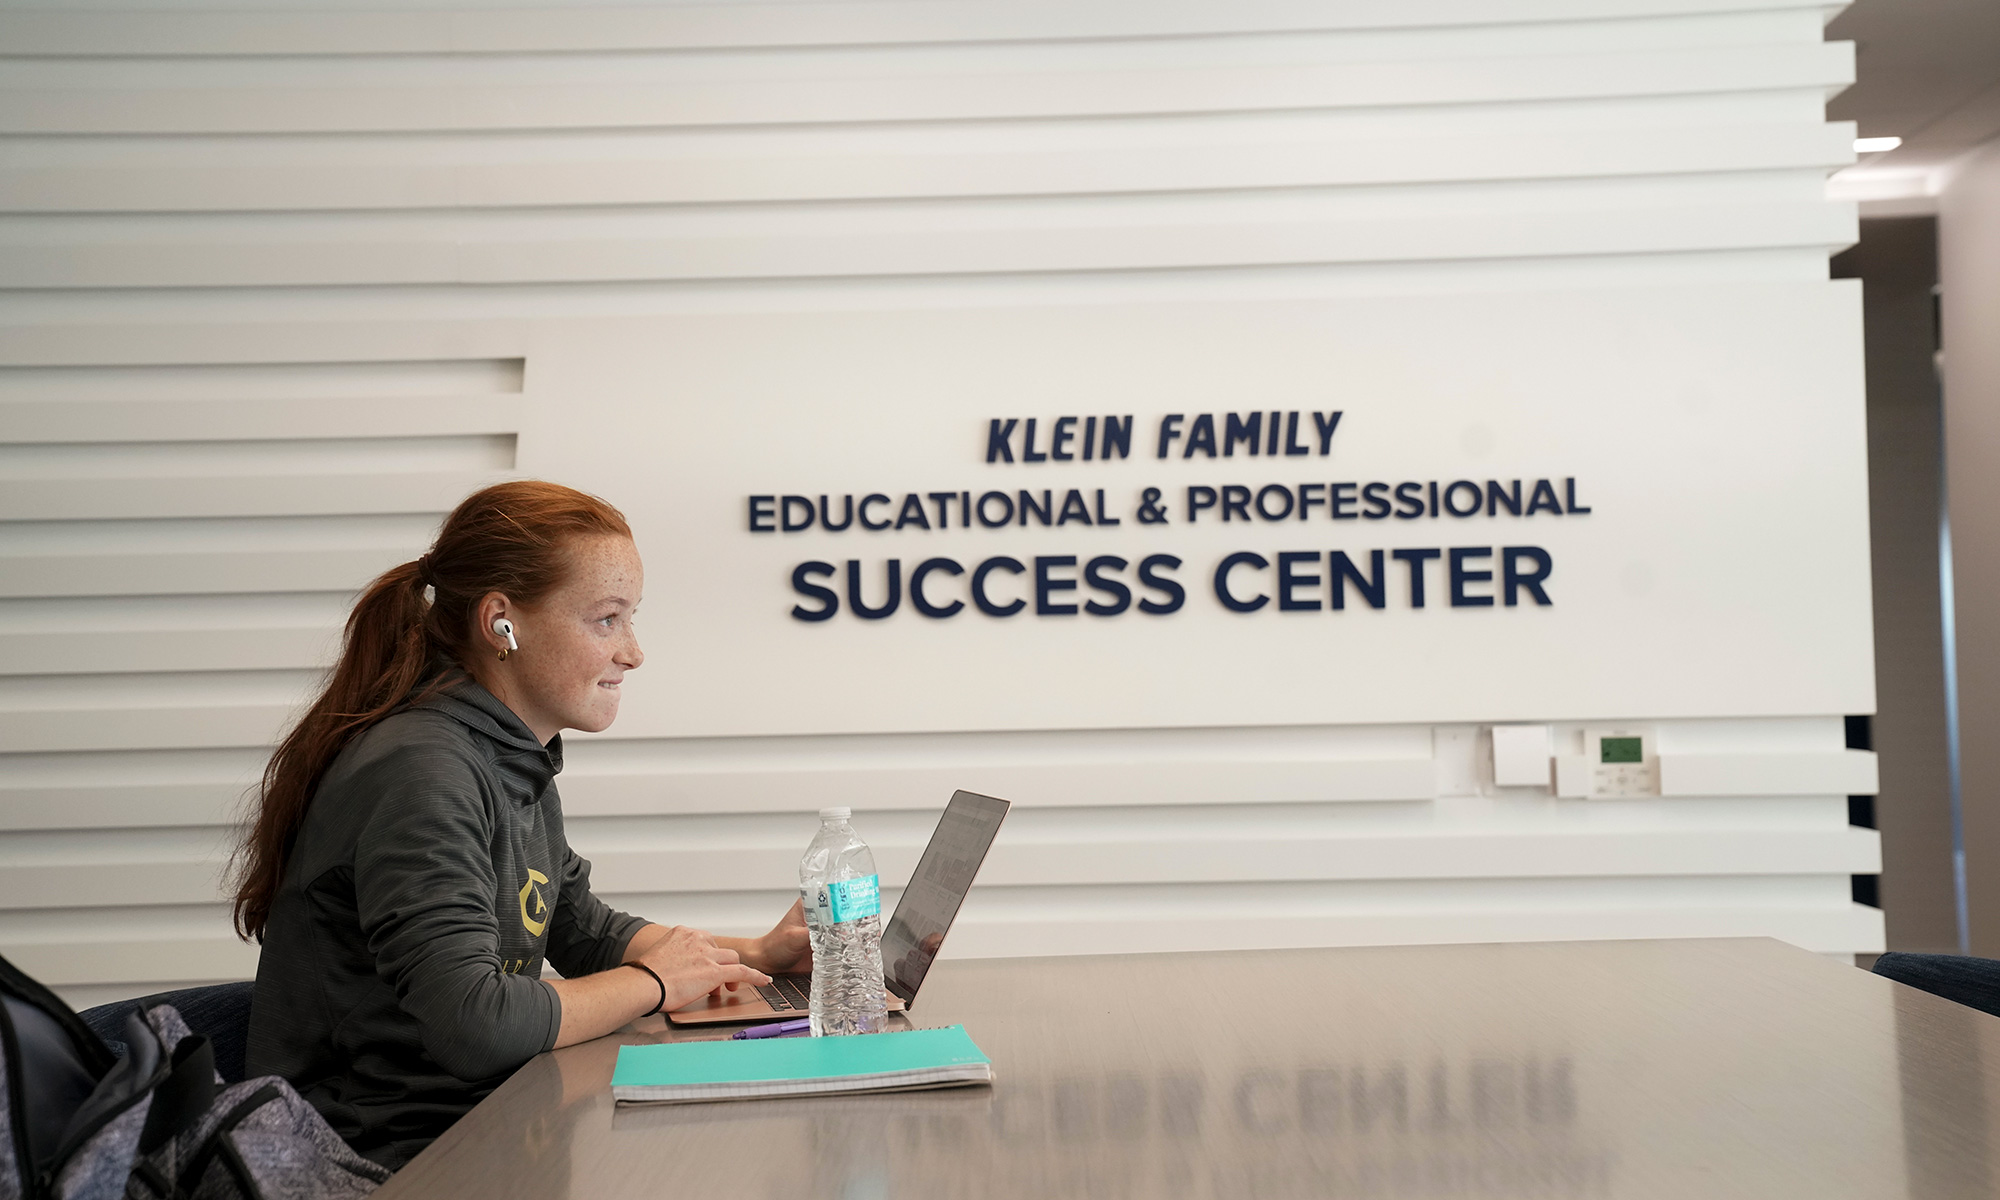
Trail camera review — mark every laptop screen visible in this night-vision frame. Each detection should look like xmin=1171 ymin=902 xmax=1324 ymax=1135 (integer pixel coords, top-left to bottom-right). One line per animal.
xmin=881 ymin=790 xmax=1010 ymax=1006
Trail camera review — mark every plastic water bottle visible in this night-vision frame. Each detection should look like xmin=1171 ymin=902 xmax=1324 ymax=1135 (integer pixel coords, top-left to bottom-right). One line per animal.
xmin=799 ymin=806 xmax=888 ymax=1036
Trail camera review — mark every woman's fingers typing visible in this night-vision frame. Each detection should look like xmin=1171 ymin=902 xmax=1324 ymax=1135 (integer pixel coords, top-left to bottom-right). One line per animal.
xmin=672 ymin=960 xmax=771 ymax=1010
xmin=635 ymin=931 xmax=770 ymax=1010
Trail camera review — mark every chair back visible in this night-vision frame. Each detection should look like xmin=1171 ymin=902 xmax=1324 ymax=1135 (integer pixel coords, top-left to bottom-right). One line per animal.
xmin=81 ymin=981 xmax=255 ymax=1084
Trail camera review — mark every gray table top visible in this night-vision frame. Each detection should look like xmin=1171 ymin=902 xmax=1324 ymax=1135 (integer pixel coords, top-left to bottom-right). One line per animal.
xmin=374 ymin=938 xmax=2000 ymax=1199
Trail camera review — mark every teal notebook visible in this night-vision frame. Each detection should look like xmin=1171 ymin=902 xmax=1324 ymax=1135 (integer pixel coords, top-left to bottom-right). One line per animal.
xmin=611 ymin=1025 xmax=994 ymax=1104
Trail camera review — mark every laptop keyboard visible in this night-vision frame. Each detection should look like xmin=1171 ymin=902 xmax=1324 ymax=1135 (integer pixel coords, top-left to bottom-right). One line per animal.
xmin=755 ymin=975 xmax=811 ymax=1011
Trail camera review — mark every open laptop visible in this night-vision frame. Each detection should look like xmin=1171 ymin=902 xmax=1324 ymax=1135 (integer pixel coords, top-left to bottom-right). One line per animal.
xmin=666 ymin=789 xmax=1010 ymax=1025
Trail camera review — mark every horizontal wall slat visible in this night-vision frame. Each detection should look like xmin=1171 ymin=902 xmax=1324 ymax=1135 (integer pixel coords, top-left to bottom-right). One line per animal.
xmin=0 ymin=844 xmax=1864 ymax=908
xmin=0 ymin=433 xmax=510 ymax=476
xmin=0 ymin=358 xmax=521 ymax=400
xmin=0 ymin=628 xmax=333 ymax=676
xmin=0 ymin=784 xmax=1850 ymax=836
xmin=1660 ymin=750 xmax=1880 ymax=796
xmin=0 ymin=396 xmax=524 ymax=443
xmin=0 ymin=705 xmax=294 ymax=753
xmin=560 ymin=759 xmax=1439 ymax=816
xmin=571 ymin=724 xmax=1433 ymax=770
xmin=0 ymin=471 xmax=510 ymax=521
xmin=0 ymin=757 xmax=1439 ymax=829
xmin=0 ymin=550 xmax=409 ymax=599
xmin=0 ymin=784 xmax=249 ymax=831
xmin=0 ymin=14 xmax=1830 ymax=92
xmin=0 ymin=325 xmax=530 ymax=369
xmin=0 ymin=201 xmax=1856 ymax=290
xmin=0 ymin=162 xmax=1830 ymax=238
xmin=0 ymin=828 xmax=1881 ymax=910
xmin=0 ymin=91 xmax=1831 ymax=180
xmin=946 ymin=903 xmax=1886 ymax=958
xmin=9 ymin=937 xmax=259 ymax=990
xmin=0 ymin=592 xmax=349 ymax=634
xmin=0 ymin=862 xmax=226 ymax=910
xmin=0 ymin=124 xmax=1855 ymax=214
xmin=0 ymin=241 xmax=1858 ymax=361
xmin=575 ymin=829 xmax=1885 ymax=894
xmin=0 ymin=0 xmax=1834 ymax=57
xmin=0 ymin=44 xmax=1852 ymax=136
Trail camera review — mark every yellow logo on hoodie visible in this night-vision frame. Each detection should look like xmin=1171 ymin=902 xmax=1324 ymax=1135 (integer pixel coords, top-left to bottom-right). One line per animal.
xmin=519 ymin=868 xmax=550 ymax=937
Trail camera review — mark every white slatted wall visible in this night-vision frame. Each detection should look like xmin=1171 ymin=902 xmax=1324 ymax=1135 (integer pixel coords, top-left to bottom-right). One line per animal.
xmin=0 ymin=0 xmax=1881 ymax=1008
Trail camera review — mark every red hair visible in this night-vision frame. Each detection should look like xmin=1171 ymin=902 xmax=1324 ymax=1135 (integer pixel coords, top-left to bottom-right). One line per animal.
xmin=232 ymin=480 xmax=630 ymax=940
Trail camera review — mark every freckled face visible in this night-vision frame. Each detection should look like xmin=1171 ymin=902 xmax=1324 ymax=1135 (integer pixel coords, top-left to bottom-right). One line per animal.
xmin=505 ymin=535 xmax=645 ymax=740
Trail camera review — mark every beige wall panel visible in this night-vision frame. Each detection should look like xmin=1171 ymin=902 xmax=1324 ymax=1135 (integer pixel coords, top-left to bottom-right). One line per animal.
xmin=0 ymin=0 xmax=1876 ymax=1006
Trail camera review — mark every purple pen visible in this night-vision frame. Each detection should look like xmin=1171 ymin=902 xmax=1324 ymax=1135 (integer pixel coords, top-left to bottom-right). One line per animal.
xmin=732 ymin=1017 xmax=812 ymax=1040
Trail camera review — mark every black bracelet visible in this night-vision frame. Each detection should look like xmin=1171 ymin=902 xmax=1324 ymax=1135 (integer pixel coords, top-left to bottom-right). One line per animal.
xmin=626 ymin=961 xmax=667 ymax=1016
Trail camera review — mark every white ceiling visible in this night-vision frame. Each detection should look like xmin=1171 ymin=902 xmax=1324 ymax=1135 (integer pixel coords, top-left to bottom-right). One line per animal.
xmin=1826 ymin=0 xmax=2000 ymax=207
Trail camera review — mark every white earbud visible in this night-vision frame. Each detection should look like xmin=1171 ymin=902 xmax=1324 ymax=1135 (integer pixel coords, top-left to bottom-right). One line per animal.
xmin=491 ymin=617 xmax=519 ymax=652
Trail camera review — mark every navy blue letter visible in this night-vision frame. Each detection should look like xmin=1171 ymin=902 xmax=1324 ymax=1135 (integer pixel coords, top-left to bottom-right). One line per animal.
xmin=911 ymin=557 xmax=965 ymax=618
xmin=1503 ymin=546 xmax=1554 ymax=606
xmin=859 ymin=494 xmax=892 ymax=531
xmin=1215 ymin=552 xmax=1270 ymax=613
xmin=972 ymin=557 xmax=1027 ymax=617
xmin=1313 ymin=411 xmax=1343 ymax=455
xmin=1036 ymin=555 xmax=1079 ymax=615
xmin=1085 ymin=556 xmax=1131 ymax=615
xmin=847 ymin=559 xmax=901 ymax=619
xmin=1051 ymin=417 xmax=1077 ymax=462
xmin=1022 ymin=418 xmax=1048 ymax=464
xmin=790 ymin=561 xmax=837 ymax=621
xmin=1102 ymin=415 xmax=1134 ymax=459
xmin=1392 ymin=548 xmax=1441 ymax=608
xmin=1330 ymin=550 xmax=1386 ymax=610
xmin=986 ymin=419 xmax=1016 ymax=464
xmin=1278 ymin=551 xmax=1321 ymax=611
xmin=1449 ymin=547 xmax=1494 ymax=607
xmin=1138 ymin=555 xmax=1185 ymax=614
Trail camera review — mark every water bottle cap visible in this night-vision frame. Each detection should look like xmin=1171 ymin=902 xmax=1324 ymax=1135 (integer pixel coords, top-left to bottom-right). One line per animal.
xmin=819 ymin=806 xmax=851 ymax=820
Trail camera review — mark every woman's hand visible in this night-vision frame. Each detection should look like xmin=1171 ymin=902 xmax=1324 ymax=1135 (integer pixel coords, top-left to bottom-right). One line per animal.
xmin=553 ymin=923 xmax=768 ymax=1049
xmin=631 ymin=924 xmax=771 ymax=1011
xmin=729 ymin=900 xmax=813 ymax=976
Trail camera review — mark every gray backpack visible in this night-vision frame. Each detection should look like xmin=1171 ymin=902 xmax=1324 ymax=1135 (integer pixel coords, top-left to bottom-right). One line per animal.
xmin=1 ymin=953 xmax=391 ymax=1200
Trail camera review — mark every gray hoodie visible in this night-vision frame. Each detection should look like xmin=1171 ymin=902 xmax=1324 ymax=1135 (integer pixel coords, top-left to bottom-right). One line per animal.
xmin=245 ymin=678 xmax=645 ymax=1169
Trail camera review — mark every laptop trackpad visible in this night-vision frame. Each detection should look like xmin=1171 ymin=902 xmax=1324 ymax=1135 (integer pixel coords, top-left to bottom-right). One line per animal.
xmin=684 ymin=986 xmax=770 ymax=1013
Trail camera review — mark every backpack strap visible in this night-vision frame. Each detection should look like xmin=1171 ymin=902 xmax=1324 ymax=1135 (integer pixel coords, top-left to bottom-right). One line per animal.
xmin=167 ymin=1083 xmax=282 ymax=1200
xmin=0 ymin=952 xmax=120 ymax=1199
xmin=0 ymin=954 xmax=116 ymax=1077
xmin=137 ymin=1037 xmax=215 ymax=1158
xmin=1 ymin=999 xmax=37 ymax=1200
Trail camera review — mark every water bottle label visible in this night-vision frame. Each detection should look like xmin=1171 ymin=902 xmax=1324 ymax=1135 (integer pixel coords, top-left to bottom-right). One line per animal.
xmin=826 ymin=875 xmax=881 ymax=923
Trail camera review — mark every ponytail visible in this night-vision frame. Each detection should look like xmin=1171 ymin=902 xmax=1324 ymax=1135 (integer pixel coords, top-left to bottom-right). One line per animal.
xmin=232 ymin=480 xmax=629 ymax=940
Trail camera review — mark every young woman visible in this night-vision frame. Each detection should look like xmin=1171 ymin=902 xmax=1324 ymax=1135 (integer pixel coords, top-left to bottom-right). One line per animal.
xmin=234 ymin=481 xmax=809 ymax=1169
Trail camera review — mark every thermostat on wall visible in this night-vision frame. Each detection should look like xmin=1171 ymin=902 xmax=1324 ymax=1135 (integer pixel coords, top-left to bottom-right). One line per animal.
xmin=1582 ymin=729 xmax=1659 ymax=798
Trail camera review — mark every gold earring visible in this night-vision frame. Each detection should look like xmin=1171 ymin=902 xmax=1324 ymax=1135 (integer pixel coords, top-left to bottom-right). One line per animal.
xmin=497 ymin=647 xmax=511 ymax=661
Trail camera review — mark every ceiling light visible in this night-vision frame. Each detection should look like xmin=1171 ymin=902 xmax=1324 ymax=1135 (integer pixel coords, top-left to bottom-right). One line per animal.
xmin=1854 ymin=137 xmax=1903 ymax=154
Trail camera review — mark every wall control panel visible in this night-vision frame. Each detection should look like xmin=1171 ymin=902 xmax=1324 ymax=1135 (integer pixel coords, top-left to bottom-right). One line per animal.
xmin=1582 ymin=728 xmax=1659 ymax=798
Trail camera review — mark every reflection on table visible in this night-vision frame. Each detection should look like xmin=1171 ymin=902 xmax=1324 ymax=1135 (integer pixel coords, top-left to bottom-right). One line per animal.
xmin=379 ymin=938 xmax=2000 ymax=1200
